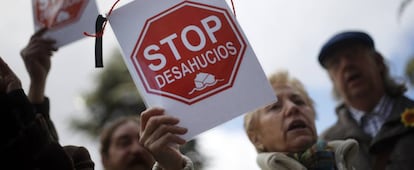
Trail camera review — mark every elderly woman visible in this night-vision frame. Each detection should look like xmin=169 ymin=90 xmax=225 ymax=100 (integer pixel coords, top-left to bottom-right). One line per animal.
xmin=244 ymin=71 xmax=358 ymax=170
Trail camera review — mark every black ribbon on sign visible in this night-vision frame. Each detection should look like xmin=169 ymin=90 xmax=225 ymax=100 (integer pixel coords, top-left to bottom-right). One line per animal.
xmin=94 ymin=15 xmax=106 ymax=68
xmin=84 ymin=0 xmax=120 ymax=68
xmin=88 ymin=0 xmax=235 ymax=68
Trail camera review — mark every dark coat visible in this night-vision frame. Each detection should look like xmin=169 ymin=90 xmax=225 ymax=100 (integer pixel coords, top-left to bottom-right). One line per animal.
xmin=321 ymin=96 xmax=414 ymax=170
xmin=0 ymin=89 xmax=94 ymax=170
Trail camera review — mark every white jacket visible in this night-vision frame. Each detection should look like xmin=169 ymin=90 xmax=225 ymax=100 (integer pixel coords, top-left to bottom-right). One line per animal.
xmin=256 ymin=139 xmax=358 ymax=170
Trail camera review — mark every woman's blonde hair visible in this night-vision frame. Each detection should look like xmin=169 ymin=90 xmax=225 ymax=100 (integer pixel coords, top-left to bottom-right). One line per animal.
xmin=243 ymin=70 xmax=314 ymax=152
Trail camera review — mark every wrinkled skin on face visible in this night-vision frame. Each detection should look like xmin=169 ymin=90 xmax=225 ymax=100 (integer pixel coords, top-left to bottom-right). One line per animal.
xmin=103 ymin=121 xmax=155 ymax=170
xmin=254 ymin=85 xmax=317 ymax=153
xmin=325 ymin=43 xmax=385 ymax=111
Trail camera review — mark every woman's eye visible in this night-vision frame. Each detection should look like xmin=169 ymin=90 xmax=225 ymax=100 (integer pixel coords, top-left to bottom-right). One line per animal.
xmin=293 ymin=98 xmax=306 ymax=106
xmin=267 ymin=102 xmax=282 ymax=112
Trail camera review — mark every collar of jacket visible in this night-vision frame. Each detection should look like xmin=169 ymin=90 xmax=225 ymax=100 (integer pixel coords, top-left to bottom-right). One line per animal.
xmin=369 ymin=95 xmax=414 ymax=153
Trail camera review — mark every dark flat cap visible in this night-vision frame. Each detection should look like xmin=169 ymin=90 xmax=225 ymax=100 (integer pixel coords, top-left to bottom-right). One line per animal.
xmin=318 ymin=31 xmax=375 ymax=68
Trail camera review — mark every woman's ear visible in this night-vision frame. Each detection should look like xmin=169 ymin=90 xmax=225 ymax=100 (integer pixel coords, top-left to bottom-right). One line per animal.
xmin=248 ymin=131 xmax=265 ymax=152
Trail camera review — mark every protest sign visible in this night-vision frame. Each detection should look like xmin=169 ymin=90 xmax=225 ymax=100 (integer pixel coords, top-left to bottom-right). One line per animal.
xmin=31 ymin=0 xmax=99 ymax=47
xmin=109 ymin=0 xmax=277 ymax=140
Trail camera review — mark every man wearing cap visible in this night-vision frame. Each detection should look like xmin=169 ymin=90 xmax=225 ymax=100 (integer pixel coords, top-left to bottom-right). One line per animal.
xmin=318 ymin=31 xmax=414 ymax=170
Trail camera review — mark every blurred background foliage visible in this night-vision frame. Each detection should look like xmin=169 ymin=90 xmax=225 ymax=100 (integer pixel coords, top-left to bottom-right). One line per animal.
xmin=405 ymin=55 xmax=414 ymax=86
xmin=402 ymin=0 xmax=414 ymax=87
xmin=399 ymin=0 xmax=413 ymax=19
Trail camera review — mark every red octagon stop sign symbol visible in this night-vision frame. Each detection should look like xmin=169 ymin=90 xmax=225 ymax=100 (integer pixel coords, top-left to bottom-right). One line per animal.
xmin=35 ymin=0 xmax=88 ymax=28
xmin=131 ymin=1 xmax=246 ymax=105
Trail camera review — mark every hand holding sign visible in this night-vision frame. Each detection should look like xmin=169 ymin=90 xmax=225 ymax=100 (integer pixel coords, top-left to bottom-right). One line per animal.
xmin=139 ymin=107 xmax=188 ymax=170
xmin=20 ymin=28 xmax=57 ymax=103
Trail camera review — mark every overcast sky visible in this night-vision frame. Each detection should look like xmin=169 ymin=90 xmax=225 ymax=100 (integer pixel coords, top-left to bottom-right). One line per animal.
xmin=1 ymin=0 xmax=414 ymax=170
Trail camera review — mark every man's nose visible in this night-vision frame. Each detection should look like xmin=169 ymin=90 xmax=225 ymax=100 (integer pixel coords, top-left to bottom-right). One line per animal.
xmin=130 ymin=140 xmax=145 ymax=154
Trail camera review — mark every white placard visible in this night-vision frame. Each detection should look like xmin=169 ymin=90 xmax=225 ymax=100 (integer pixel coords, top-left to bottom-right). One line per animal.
xmin=109 ymin=0 xmax=276 ymax=140
xmin=31 ymin=0 xmax=99 ymax=47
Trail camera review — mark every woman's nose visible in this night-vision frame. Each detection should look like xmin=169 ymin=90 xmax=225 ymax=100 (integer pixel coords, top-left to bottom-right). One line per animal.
xmin=284 ymin=101 xmax=299 ymax=117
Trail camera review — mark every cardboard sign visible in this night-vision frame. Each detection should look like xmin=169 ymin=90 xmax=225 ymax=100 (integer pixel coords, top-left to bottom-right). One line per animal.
xmin=32 ymin=0 xmax=99 ymax=47
xmin=109 ymin=0 xmax=276 ymax=140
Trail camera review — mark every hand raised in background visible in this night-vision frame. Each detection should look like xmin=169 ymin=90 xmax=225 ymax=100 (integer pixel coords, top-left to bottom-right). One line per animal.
xmin=20 ymin=28 xmax=58 ymax=103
